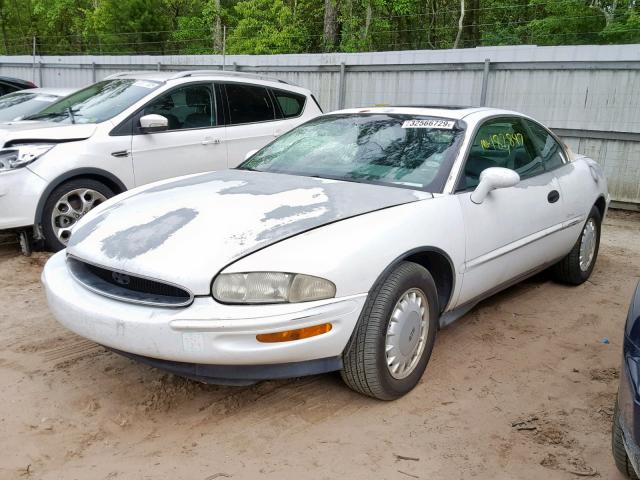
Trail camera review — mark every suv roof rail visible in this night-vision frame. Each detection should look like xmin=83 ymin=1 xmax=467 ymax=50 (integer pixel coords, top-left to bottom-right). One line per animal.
xmin=103 ymin=72 xmax=135 ymax=80
xmin=167 ymin=69 xmax=291 ymax=85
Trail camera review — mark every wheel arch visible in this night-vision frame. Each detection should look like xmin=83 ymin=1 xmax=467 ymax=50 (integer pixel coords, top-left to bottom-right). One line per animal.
xmin=374 ymin=246 xmax=456 ymax=314
xmin=34 ymin=168 xmax=127 ymax=226
xmin=594 ymin=195 xmax=607 ymax=220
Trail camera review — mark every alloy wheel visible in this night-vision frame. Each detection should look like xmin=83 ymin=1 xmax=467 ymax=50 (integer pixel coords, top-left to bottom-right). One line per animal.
xmin=51 ymin=188 xmax=107 ymax=245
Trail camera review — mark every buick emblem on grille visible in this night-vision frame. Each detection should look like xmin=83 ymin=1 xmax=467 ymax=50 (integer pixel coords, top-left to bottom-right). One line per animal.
xmin=111 ymin=271 xmax=131 ymax=286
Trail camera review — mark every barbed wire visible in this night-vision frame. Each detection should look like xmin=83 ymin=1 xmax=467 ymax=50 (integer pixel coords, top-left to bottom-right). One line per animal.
xmin=0 ymin=9 xmax=635 ymax=55
xmin=0 ymin=0 xmax=629 ymax=46
xmin=1 ymin=20 xmax=633 ymax=51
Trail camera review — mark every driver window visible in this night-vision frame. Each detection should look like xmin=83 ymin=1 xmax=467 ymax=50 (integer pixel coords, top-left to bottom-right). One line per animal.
xmin=141 ymin=84 xmax=215 ymax=131
xmin=458 ymin=117 xmax=542 ymax=190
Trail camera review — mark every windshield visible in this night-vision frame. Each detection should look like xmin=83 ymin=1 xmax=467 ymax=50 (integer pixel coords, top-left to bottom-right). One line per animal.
xmin=240 ymin=113 xmax=464 ymax=192
xmin=0 ymin=91 xmax=61 ymax=122
xmin=24 ymin=79 xmax=161 ymax=124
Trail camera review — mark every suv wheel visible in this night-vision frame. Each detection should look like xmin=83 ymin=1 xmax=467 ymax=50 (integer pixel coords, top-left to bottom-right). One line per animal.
xmin=42 ymin=179 xmax=114 ymax=251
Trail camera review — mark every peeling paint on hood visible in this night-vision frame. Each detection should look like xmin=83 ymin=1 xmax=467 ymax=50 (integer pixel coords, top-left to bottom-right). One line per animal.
xmin=67 ymin=169 xmax=431 ymax=294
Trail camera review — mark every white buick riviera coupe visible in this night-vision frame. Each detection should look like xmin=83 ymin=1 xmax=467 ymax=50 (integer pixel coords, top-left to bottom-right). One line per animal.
xmin=43 ymin=106 xmax=609 ymax=400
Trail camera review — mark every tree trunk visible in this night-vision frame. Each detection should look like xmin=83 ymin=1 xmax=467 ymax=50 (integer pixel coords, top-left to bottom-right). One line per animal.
xmin=362 ymin=1 xmax=372 ymax=41
xmin=323 ymin=0 xmax=338 ymax=51
xmin=212 ymin=0 xmax=222 ymax=52
xmin=460 ymin=0 xmax=479 ymax=48
xmin=0 ymin=7 xmax=8 ymax=54
xmin=453 ymin=0 xmax=465 ymax=48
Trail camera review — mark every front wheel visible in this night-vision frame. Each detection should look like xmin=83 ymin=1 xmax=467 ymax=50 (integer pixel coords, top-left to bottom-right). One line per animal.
xmin=552 ymin=206 xmax=602 ymax=285
xmin=341 ymin=261 xmax=439 ymax=400
xmin=42 ymin=179 xmax=114 ymax=252
xmin=613 ymin=399 xmax=640 ymax=479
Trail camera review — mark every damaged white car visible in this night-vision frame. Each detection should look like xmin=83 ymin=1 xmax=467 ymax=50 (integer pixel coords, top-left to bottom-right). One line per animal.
xmin=42 ymin=107 xmax=609 ymax=400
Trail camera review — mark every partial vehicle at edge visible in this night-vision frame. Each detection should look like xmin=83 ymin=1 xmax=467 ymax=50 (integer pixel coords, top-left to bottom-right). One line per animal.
xmin=0 ymin=70 xmax=322 ymax=253
xmin=0 ymin=88 xmax=76 ymax=123
xmin=613 ymin=281 xmax=640 ymax=479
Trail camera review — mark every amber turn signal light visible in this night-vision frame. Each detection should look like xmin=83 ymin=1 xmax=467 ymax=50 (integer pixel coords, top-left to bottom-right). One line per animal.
xmin=256 ymin=323 xmax=332 ymax=343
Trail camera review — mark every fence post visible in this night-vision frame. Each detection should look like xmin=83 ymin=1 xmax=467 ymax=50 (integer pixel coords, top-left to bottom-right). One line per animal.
xmin=91 ymin=62 xmax=96 ymax=83
xmin=338 ymin=62 xmax=346 ymax=110
xmin=157 ymin=61 xmax=162 ymax=72
xmin=480 ymin=58 xmax=490 ymax=106
xmin=38 ymin=61 xmax=43 ymax=87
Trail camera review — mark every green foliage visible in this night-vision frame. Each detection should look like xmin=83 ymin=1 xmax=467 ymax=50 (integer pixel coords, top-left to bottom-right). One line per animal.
xmin=0 ymin=0 xmax=636 ymax=55
xmin=226 ymin=0 xmax=308 ymax=54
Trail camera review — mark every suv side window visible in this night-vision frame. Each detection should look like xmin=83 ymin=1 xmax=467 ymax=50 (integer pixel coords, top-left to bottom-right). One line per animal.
xmin=522 ymin=119 xmax=566 ymax=171
xmin=458 ymin=117 xmax=542 ymax=191
xmin=141 ymin=83 xmax=215 ymax=131
xmin=225 ymin=83 xmax=275 ymax=124
xmin=272 ymin=89 xmax=306 ymax=118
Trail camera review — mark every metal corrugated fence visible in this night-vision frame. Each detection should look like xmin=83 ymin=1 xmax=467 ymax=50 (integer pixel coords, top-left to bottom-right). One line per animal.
xmin=0 ymin=44 xmax=639 ymax=207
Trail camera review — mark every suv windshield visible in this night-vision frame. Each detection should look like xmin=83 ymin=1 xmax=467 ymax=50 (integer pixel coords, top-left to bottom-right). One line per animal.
xmin=25 ymin=79 xmax=161 ymax=124
xmin=240 ymin=113 xmax=464 ymax=192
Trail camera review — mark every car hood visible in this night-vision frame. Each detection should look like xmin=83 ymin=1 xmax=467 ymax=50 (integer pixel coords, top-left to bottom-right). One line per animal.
xmin=0 ymin=121 xmax=97 ymax=146
xmin=67 ymin=169 xmax=431 ymax=294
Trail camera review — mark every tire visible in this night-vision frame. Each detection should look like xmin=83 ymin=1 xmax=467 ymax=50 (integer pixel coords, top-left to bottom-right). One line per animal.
xmin=341 ymin=261 xmax=439 ymax=400
xmin=552 ymin=205 xmax=602 ymax=285
xmin=613 ymin=399 xmax=640 ymax=479
xmin=42 ymin=178 xmax=114 ymax=252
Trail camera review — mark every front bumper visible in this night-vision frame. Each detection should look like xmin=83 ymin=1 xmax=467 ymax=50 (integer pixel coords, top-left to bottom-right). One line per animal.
xmin=42 ymin=251 xmax=366 ymax=376
xmin=0 ymin=167 xmax=47 ymax=230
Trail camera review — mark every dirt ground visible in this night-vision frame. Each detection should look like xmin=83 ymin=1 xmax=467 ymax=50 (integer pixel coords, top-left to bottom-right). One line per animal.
xmin=0 ymin=211 xmax=639 ymax=480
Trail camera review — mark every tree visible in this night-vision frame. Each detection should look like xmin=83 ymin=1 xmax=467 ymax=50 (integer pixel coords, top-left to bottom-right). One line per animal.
xmin=323 ymin=0 xmax=338 ymax=50
xmin=226 ymin=0 xmax=308 ymax=54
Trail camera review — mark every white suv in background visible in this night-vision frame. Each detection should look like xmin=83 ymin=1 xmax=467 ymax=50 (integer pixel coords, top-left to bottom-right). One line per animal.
xmin=0 ymin=71 xmax=322 ymax=251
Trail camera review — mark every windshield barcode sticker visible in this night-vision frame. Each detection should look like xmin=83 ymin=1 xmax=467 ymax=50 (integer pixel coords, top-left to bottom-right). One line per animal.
xmin=402 ymin=119 xmax=456 ymax=129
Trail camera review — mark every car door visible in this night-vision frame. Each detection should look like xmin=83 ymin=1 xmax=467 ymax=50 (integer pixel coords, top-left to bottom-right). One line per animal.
xmin=130 ymin=82 xmax=226 ymax=186
xmin=455 ymin=116 xmax=570 ymax=305
xmin=521 ymin=118 xmax=586 ymax=255
xmin=222 ymin=82 xmax=289 ymax=167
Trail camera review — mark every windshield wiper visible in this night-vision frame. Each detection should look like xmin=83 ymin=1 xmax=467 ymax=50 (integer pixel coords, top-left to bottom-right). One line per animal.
xmin=23 ymin=111 xmax=67 ymax=121
xmin=67 ymin=107 xmax=76 ymax=124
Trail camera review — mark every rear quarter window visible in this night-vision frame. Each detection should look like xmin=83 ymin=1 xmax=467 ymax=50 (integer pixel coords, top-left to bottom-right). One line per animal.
xmin=272 ymin=89 xmax=306 ymax=118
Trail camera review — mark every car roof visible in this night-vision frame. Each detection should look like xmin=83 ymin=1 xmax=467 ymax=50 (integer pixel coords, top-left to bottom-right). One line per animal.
xmin=329 ymin=106 xmax=523 ymax=121
xmin=0 ymin=76 xmax=36 ymax=88
xmin=102 ymin=70 xmax=311 ymax=94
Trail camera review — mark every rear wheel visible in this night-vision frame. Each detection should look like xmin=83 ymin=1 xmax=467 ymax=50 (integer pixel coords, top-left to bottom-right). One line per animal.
xmin=341 ymin=261 xmax=439 ymax=400
xmin=42 ymin=179 xmax=114 ymax=251
xmin=552 ymin=206 xmax=601 ymax=285
xmin=613 ymin=399 xmax=639 ymax=479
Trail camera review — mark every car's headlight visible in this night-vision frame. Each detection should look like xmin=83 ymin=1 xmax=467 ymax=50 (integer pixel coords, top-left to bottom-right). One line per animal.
xmin=212 ymin=272 xmax=336 ymax=304
xmin=0 ymin=144 xmax=54 ymax=172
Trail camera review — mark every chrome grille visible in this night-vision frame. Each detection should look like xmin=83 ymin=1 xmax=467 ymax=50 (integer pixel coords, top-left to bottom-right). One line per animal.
xmin=67 ymin=256 xmax=193 ymax=307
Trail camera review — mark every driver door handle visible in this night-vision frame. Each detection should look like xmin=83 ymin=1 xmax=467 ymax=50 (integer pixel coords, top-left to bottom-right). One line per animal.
xmin=202 ymin=137 xmax=222 ymax=145
xmin=547 ymin=190 xmax=560 ymax=203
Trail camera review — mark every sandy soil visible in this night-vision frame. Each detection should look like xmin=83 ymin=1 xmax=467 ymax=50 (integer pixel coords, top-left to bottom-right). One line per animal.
xmin=0 ymin=211 xmax=639 ymax=480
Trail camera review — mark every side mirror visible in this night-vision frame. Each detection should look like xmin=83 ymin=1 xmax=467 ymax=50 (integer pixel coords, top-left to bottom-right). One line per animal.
xmin=244 ymin=149 xmax=259 ymax=161
xmin=470 ymin=167 xmax=520 ymax=204
xmin=139 ymin=114 xmax=168 ymax=133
